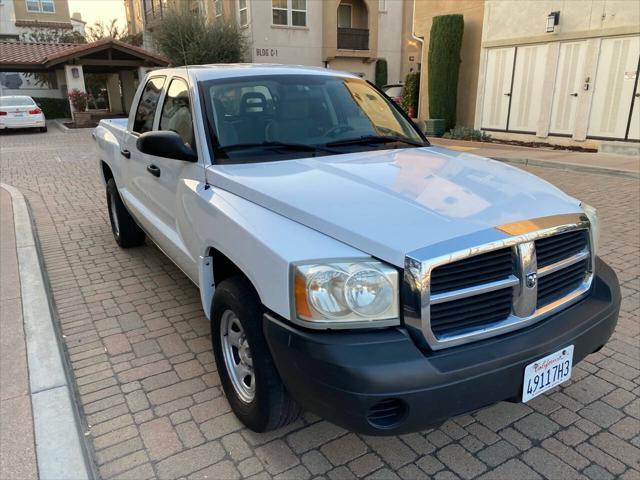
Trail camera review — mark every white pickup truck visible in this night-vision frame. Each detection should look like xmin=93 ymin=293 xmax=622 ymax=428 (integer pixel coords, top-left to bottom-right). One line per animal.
xmin=94 ymin=65 xmax=620 ymax=435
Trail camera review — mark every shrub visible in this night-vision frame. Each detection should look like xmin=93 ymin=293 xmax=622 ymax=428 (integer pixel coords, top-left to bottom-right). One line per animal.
xmin=154 ymin=5 xmax=246 ymax=65
xmin=443 ymin=126 xmax=491 ymax=141
xmin=428 ymin=14 xmax=464 ymax=131
xmin=32 ymin=97 xmax=71 ymax=119
xmin=401 ymin=71 xmax=420 ymax=116
xmin=375 ymin=59 xmax=388 ymax=87
xmin=68 ymin=89 xmax=88 ymax=112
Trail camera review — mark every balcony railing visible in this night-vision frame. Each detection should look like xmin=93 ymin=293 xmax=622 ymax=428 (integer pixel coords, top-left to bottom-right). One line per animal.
xmin=337 ymin=28 xmax=369 ymax=50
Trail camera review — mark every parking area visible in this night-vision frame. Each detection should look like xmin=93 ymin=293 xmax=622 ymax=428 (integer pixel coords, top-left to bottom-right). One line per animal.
xmin=0 ymin=127 xmax=638 ymax=480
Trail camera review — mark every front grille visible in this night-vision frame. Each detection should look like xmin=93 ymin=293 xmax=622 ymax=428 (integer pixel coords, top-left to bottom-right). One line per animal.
xmin=415 ymin=223 xmax=593 ymax=347
xmin=537 ymin=259 xmax=589 ymax=308
xmin=535 ymin=230 xmax=588 ymax=268
xmin=431 ymin=287 xmax=513 ymax=335
xmin=430 ymin=248 xmax=514 ymax=294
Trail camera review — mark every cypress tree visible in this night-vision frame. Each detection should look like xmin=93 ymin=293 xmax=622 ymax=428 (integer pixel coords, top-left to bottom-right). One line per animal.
xmin=428 ymin=14 xmax=464 ymax=130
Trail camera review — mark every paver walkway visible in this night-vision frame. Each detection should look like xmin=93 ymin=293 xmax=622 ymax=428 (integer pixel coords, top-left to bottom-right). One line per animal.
xmin=0 ymin=128 xmax=638 ymax=480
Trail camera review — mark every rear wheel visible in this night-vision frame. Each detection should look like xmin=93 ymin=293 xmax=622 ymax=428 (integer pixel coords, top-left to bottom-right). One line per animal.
xmin=106 ymin=178 xmax=145 ymax=248
xmin=211 ymin=276 xmax=301 ymax=432
xmin=40 ymin=126 xmax=47 ymax=133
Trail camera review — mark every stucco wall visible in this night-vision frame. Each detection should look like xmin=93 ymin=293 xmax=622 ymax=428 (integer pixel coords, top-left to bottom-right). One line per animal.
xmin=13 ymin=0 xmax=72 ymax=24
xmin=377 ymin=0 xmax=403 ymax=84
xmin=482 ymin=0 xmax=640 ymax=44
xmin=414 ymin=0 xmax=484 ymax=127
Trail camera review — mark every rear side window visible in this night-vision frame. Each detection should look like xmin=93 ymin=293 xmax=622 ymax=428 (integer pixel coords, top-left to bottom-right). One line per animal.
xmin=133 ymin=77 xmax=165 ymax=133
xmin=159 ymin=78 xmax=194 ymax=148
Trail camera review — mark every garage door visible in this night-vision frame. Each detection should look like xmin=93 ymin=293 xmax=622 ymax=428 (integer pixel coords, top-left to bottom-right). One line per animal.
xmin=481 ymin=47 xmax=515 ymax=131
xmin=587 ymin=36 xmax=640 ymax=140
xmin=550 ymin=41 xmax=588 ymax=136
xmin=508 ymin=44 xmax=548 ymax=133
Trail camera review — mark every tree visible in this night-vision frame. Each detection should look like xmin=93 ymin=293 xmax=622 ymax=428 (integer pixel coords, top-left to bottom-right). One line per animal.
xmin=401 ymin=71 xmax=420 ymax=117
xmin=375 ymin=59 xmax=388 ymax=87
xmin=153 ymin=5 xmax=246 ymax=66
xmin=427 ymin=14 xmax=464 ymax=130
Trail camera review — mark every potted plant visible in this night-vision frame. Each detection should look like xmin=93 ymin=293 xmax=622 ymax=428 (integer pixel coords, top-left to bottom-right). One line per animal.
xmin=68 ymin=89 xmax=91 ymax=127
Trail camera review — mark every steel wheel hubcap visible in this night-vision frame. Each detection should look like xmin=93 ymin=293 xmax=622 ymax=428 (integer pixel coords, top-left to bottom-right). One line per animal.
xmin=220 ymin=310 xmax=255 ymax=403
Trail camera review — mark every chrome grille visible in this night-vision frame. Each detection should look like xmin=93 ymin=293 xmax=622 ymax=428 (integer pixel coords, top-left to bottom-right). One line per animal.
xmin=430 ymin=248 xmax=514 ymax=294
xmin=403 ymin=214 xmax=594 ymax=350
xmin=536 ymin=230 xmax=589 ymax=268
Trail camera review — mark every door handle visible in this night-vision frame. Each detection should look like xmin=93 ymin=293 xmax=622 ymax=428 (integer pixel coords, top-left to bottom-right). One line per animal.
xmin=635 ymin=93 xmax=640 ymax=98
xmin=504 ymin=92 xmax=511 ymax=97
xmin=120 ymin=149 xmax=131 ymax=158
xmin=570 ymin=92 xmax=578 ymax=97
xmin=146 ymin=164 xmax=161 ymax=177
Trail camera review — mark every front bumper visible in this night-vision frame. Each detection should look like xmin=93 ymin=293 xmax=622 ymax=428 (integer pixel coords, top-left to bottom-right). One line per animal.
xmin=264 ymin=258 xmax=620 ymax=435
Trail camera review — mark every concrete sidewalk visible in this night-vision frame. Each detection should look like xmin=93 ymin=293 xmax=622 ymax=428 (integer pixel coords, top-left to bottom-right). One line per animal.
xmin=0 ymin=185 xmax=92 ymax=480
xmin=0 ymin=187 xmax=38 ymax=480
xmin=430 ymin=138 xmax=640 ymax=177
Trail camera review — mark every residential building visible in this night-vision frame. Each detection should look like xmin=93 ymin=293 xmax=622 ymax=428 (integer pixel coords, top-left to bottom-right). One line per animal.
xmin=0 ymin=0 xmax=81 ymax=40
xmin=0 ymin=0 xmax=86 ymax=98
xmin=127 ymin=0 xmax=421 ymax=84
xmin=414 ymin=0 xmax=640 ymax=147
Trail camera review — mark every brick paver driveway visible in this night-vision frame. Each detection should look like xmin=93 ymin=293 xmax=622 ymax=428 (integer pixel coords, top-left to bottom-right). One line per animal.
xmin=1 ymin=128 xmax=638 ymax=480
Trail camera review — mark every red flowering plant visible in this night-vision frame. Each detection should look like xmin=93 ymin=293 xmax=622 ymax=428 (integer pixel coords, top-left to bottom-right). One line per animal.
xmin=68 ymin=89 xmax=88 ymax=112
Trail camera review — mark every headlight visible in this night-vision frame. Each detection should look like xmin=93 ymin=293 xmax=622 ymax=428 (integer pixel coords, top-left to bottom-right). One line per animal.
xmin=581 ymin=202 xmax=599 ymax=255
xmin=293 ymin=260 xmax=399 ymax=328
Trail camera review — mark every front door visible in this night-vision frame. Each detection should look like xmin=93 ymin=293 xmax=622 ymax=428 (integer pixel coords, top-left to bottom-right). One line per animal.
xmin=481 ymin=47 xmax=516 ymax=131
xmin=122 ymin=76 xmax=203 ymax=280
xmin=587 ymin=35 xmax=640 ymax=140
xmin=549 ymin=41 xmax=588 ymax=136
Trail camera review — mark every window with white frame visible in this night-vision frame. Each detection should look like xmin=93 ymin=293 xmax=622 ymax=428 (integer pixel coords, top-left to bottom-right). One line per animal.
xmin=291 ymin=0 xmax=306 ymax=26
xmin=214 ymin=0 xmax=222 ymax=17
xmin=378 ymin=0 xmax=386 ymax=11
xmin=26 ymin=0 xmax=55 ymax=13
xmin=272 ymin=0 xmax=306 ymax=27
xmin=272 ymin=0 xmax=287 ymax=25
xmin=238 ymin=0 xmax=248 ymax=26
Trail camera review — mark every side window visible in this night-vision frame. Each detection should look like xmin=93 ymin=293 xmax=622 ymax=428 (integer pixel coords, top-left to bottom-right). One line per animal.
xmin=159 ymin=78 xmax=195 ymax=148
xmin=133 ymin=76 xmax=165 ymax=134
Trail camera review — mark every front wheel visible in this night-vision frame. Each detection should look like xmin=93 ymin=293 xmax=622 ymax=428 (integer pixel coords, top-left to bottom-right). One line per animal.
xmin=211 ymin=276 xmax=300 ymax=432
xmin=106 ymin=178 xmax=145 ymax=248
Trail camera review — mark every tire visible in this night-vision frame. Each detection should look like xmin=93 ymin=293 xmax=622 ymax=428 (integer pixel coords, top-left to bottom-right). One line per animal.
xmin=40 ymin=126 xmax=47 ymax=133
xmin=106 ymin=178 xmax=146 ymax=248
xmin=211 ymin=276 xmax=301 ymax=432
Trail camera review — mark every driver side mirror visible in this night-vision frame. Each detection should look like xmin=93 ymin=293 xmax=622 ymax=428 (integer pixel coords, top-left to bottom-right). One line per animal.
xmin=136 ymin=130 xmax=197 ymax=162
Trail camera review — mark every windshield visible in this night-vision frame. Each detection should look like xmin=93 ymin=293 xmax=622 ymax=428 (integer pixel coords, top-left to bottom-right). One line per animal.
xmin=200 ymin=74 xmax=427 ymax=163
xmin=0 ymin=96 xmax=35 ymax=107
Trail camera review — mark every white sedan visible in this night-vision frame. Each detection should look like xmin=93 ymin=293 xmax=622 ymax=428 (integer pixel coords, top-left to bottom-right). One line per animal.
xmin=0 ymin=95 xmax=47 ymax=132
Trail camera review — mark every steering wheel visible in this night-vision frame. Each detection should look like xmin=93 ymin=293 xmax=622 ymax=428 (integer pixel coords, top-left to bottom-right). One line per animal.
xmin=324 ymin=125 xmax=355 ymax=138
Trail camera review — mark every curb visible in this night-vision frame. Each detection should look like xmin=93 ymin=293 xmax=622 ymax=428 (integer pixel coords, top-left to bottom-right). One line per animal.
xmin=53 ymin=119 xmax=95 ymax=133
xmin=0 ymin=183 xmax=93 ymax=480
xmin=492 ymin=156 xmax=640 ymax=180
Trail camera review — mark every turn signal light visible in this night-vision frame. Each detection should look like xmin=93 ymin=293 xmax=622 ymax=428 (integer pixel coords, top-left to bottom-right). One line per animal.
xmin=28 ymin=108 xmax=42 ymax=115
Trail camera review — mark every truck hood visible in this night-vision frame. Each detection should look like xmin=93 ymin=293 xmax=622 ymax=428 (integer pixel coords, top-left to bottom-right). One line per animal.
xmin=205 ymin=146 xmax=582 ymax=267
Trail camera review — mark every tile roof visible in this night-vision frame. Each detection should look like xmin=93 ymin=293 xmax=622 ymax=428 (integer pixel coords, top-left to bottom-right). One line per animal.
xmin=0 ymin=39 xmax=169 ymax=69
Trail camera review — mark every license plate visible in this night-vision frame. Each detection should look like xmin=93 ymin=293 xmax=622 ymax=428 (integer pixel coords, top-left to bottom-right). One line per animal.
xmin=13 ymin=112 xmax=25 ymax=117
xmin=522 ymin=345 xmax=573 ymax=402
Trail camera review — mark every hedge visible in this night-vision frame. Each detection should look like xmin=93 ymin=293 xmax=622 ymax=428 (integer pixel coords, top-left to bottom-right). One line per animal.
xmin=400 ymin=71 xmax=420 ymax=115
xmin=375 ymin=59 xmax=388 ymax=87
xmin=427 ymin=14 xmax=464 ymax=130
xmin=32 ymin=97 xmax=71 ymax=119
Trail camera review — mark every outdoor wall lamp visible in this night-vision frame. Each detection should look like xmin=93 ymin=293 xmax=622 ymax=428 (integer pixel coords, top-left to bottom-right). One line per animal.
xmin=71 ymin=67 xmax=80 ymax=79
xmin=546 ymin=11 xmax=560 ymax=33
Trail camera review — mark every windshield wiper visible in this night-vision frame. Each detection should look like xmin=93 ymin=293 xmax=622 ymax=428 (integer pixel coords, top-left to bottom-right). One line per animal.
xmin=325 ymin=135 xmax=426 ymax=148
xmin=221 ymin=141 xmax=340 ymax=154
